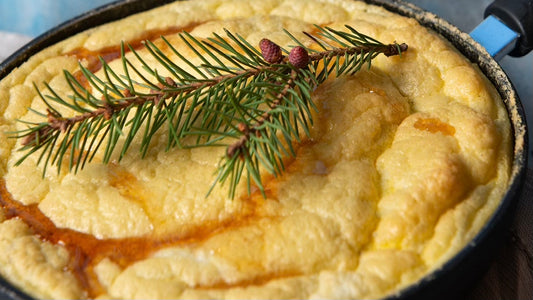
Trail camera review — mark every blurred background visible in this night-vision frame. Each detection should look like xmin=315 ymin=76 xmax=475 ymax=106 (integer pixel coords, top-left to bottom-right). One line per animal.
xmin=0 ymin=0 xmax=114 ymax=37
xmin=0 ymin=0 xmax=114 ymax=59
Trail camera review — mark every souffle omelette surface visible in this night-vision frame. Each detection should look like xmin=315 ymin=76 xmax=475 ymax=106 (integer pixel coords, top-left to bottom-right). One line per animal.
xmin=0 ymin=0 xmax=511 ymax=299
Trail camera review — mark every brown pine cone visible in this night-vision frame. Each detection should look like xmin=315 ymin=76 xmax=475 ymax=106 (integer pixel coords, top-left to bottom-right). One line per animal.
xmin=259 ymin=38 xmax=283 ymax=64
xmin=289 ymin=46 xmax=309 ymax=68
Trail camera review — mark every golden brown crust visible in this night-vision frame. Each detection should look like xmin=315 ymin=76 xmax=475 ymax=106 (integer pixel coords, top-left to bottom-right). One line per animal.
xmin=0 ymin=0 xmax=511 ymax=299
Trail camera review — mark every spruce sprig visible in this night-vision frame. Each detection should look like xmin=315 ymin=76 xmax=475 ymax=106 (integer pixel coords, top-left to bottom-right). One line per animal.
xmin=11 ymin=25 xmax=407 ymax=199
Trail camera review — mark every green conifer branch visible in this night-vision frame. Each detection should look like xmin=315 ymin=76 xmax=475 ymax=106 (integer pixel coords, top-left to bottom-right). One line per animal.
xmin=10 ymin=25 xmax=407 ymax=198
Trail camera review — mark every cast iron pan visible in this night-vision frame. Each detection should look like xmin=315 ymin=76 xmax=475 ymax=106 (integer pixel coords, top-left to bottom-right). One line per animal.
xmin=0 ymin=0 xmax=530 ymax=299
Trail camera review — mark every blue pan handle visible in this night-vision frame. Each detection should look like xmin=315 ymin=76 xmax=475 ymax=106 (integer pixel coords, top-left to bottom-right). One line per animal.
xmin=485 ymin=0 xmax=533 ymax=57
xmin=471 ymin=0 xmax=533 ymax=59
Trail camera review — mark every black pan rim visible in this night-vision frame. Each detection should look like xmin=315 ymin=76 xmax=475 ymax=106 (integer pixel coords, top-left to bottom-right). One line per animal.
xmin=0 ymin=0 xmax=528 ymax=299
xmin=368 ymin=1 xmax=528 ymax=298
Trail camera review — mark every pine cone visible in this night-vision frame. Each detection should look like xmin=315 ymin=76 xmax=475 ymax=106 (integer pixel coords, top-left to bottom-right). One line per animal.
xmin=259 ymin=39 xmax=283 ymax=64
xmin=289 ymin=46 xmax=309 ymax=68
